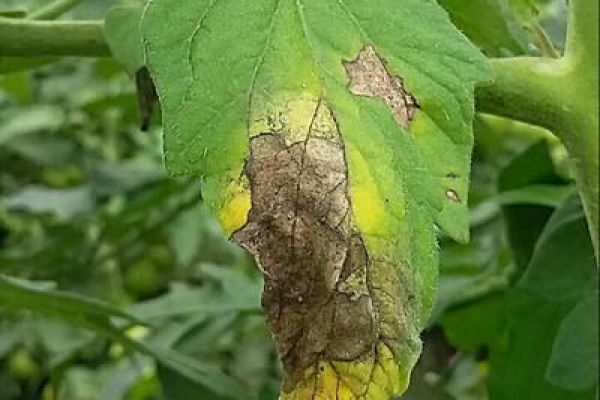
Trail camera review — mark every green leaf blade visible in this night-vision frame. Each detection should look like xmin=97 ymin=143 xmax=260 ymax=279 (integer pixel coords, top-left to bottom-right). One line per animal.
xmin=104 ymin=5 xmax=145 ymax=75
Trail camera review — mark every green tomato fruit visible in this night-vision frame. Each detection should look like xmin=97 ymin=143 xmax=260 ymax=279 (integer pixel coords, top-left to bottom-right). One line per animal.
xmin=124 ymin=260 xmax=165 ymax=298
xmin=7 ymin=349 xmax=39 ymax=381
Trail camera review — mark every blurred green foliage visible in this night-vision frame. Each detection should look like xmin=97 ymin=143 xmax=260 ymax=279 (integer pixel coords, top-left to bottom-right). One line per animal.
xmin=0 ymin=0 xmax=596 ymax=399
xmin=0 ymin=41 xmax=278 ymax=400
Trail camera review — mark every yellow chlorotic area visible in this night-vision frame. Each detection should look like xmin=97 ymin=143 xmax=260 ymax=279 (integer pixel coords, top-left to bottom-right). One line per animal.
xmin=217 ymin=94 xmax=325 ymax=237
xmin=250 ymin=95 xmax=319 ymax=143
xmin=408 ymin=108 xmax=430 ymax=137
xmin=345 ymin=144 xmax=393 ymax=237
xmin=218 ymin=94 xmax=322 ymax=237
xmin=280 ymin=344 xmax=408 ymax=400
xmin=216 ymin=177 xmax=252 ymax=237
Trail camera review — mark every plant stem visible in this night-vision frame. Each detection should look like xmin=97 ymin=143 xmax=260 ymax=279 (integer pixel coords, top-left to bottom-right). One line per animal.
xmin=476 ymin=0 xmax=599 ymax=262
xmin=561 ymin=0 xmax=599 ymax=262
xmin=0 ymin=18 xmax=109 ymax=57
xmin=528 ymin=22 xmax=560 ymax=58
xmin=28 ymin=0 xmax=87 ymax=20
xmin=476 ymin=57 xmax=565 ymax=131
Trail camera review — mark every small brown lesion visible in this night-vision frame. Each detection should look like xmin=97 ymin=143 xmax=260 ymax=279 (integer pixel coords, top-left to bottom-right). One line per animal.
xmin=445 ymin=189 xmax=461 ymax=203
xmin=344 ymin=45 xmax=419 ymax=130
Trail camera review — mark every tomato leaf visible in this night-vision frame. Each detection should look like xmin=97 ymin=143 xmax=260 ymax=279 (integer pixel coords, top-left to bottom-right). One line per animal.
xmin=142 ymin=0 xmax=491 ymax=396
xmin=437 ymin=0 xmax=529 ymax=56
xmin=104 ymin=5 xmax=145 ymax=75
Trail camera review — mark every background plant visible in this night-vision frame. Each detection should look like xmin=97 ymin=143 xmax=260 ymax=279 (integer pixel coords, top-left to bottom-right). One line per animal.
xmin=0 ymin=0 xmax=597 ymax=399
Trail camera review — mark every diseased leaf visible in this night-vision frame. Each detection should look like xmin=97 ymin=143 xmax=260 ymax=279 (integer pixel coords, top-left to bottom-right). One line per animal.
xmin=142 ymin=1 xmax=490 ymax=397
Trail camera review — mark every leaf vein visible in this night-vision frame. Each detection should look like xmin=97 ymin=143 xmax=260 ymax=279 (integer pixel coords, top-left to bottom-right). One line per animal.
xmin=246 ymin=0 xmax=283 ymax=133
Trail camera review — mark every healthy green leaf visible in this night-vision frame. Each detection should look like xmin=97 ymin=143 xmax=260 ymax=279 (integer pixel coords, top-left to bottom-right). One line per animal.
xmin=499 ymin=140 xmax=567 ymax=271
xmin=2 ymin=185 xmax=94 ymax=220
xmin=488 ymin=290 xmax=585 ymax=400
xmin=104 ymin=5 xmax=144 ymax=75
xmin=167 ymin=204 xmax=206 ymax=266
xmin=546 ymin=290 xmax=599 ymax=391
xmin=0 ymin=274 xmax=141 ymax=326
xmin=158 ymin=362 xmax=233 ymax=400
xmin=0 ymin=69 xmax=32 ymax=101
xmin=437 ymin=0 xmax=529 ymax=56
xmin=3 ymin=133 xmax=77 ymax=166
xmin=0 ymin=57 xmax=56 ymax=74
xmin=0 ymin=105 xmax=65 ymax=144
xmin=149 ymin=346 xmax=249 ymax=399
xmin=128 ymin=281 xmax=260 ymax=320
xmin=440 ymin=194 xmax=598 ymax=400
xmin=509 ymin=0 xmax=541 ymax=23
xmin=496 ymin=184 xmax=574 ymax=208
xmin=441 ymin=293 xmax=508 ymax=352
xmin=98 ymin=357 xmax=149 ymax=400
xmin=490 ymin=196 xmax=598 ymax=400
xmin=518 ymin=195 xmax=597 ymax=303
xmin=0 ymin=8 xmax=27 ymax=18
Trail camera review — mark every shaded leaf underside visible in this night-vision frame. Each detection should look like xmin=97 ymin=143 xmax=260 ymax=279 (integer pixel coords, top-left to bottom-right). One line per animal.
xmin=143 ymin=0 xmax=490 ymax=397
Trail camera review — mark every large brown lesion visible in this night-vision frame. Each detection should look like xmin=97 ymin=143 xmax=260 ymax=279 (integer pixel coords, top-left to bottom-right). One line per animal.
xmin=344 ymin=45 xmax=419 ymax=129
xmin=233 ymin=47 xmax=422 ymax=394
xmin=233 ymin=100 xmax=380 ymax=389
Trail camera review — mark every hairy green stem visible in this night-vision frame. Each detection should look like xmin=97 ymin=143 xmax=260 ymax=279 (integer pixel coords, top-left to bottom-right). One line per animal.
xmin=528 ymin=22 xmax=560 ymax=59
xmin=28 ymin=0 xmax=87 ymax=20
xmin=477 ymin=0 xmax=599 ymax=262
xmin=476 ymin=57 xmax=565 ymax=130
xmin=0 ymin=18 xmax=109 ymax=57
xmin=562 ymin=0 xmax=599 ymax=263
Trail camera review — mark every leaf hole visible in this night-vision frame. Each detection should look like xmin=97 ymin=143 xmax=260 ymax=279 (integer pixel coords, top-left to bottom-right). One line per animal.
xmin=445 ymin=189 xmax=461 ymax=203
